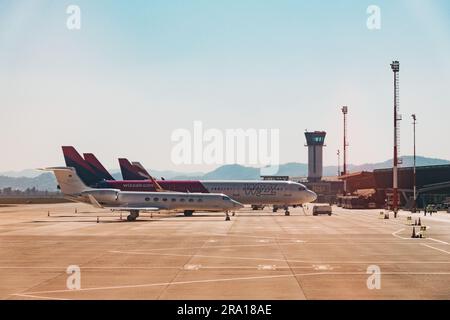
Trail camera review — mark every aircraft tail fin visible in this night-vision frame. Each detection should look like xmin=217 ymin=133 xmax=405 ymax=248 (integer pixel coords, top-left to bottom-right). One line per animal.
xmin=131 ymin=162 xmax=152 ymax=179
xmin=119 ymin=158 xmax=147 ymax=180
xmin=62 ymin=146 xmax=102 ymax=186
xmin=42 ymin=167 xmax=92 ymax=195
xmin=83 ymin=153 xmax=115 ymax=181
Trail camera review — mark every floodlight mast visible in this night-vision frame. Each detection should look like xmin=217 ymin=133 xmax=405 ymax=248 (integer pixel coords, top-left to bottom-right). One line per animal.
xmin=391 ymin=61 xmax=400 ymax=213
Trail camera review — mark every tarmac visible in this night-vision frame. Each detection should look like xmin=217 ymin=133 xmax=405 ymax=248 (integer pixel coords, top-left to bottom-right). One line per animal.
xmin=0 ymin=203 xmax=449 ymax=300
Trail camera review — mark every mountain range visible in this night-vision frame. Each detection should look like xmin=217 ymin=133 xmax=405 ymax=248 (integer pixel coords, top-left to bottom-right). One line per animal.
xmin=0 ymin=156 xmax=448 ymax=192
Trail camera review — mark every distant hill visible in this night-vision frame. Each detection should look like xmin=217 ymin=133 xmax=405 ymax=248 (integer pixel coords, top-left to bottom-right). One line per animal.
xmin=322 ymin=156 xmax=450 ymax=177
xmin=0 ymin=156 xmax=448 ymax=191
xmin=0 ymin=169 xmax=42 ymax=178
xmin=109 ymin=169 xmax=204 ymax=180
xmin=202 ymin=164 xmax=260 ymax=180
xmin=0 ymin=173 xmax=57 ymax=192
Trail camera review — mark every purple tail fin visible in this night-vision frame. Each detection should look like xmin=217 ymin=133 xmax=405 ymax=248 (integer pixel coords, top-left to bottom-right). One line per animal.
xmin=119 ymin=158 xmax=149 ymax=180
xmin=62 ymin=146 xmax=102 ymax=186
xmin=83 ymin=153 xmax=115 ymax=181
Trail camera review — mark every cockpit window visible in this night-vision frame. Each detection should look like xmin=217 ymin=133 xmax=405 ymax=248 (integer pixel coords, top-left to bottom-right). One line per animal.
xmin=222 ymin=196 xmax=231 ymax=201
xmin=298 ymin=186 xmax=306 ymax=191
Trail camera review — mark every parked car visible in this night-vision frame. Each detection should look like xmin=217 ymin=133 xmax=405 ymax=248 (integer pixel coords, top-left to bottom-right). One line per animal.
xmin=313 ymin=205 xmax=332 ymax=216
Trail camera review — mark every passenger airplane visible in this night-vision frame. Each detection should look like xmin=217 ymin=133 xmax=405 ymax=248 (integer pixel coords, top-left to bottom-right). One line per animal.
xmin=44 ymin=167 xmax=243 ymax=221
xmin=62 ymin=146 xmax=317 ymax=216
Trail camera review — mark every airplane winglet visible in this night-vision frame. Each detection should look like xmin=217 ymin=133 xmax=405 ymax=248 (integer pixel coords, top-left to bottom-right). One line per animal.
xmin=149 ymin=175 xmax=167 ymax=192
xmin=88 ymin=194 xmax=103 ymax=209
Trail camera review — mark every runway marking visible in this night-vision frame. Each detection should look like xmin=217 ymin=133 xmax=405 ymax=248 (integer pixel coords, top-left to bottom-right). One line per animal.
xmin=109 ymin=250 xmax=450 ymax=264
xmin=183 ymin=264 xmax=202 ymax=270
xmin=421 ymin=244 xmax=450 ymax=255
xmin=392 ymin=229 xmax=450 ymax=247
xmin=392 ymin=228 xmax=408 ymax=240
xmin=13 ymin=271 xmax=450 ymax=299
xmin=257 ymin=265 xmax=277 ymax=270
xmin=428 ymin=238 xmax=449 ymax=245
xmin=313 ymin=265 xmax=334 ymax=271
xmin=0 ymin=265 xmax=326 ymax=270
xmin=123 ymin=242 xmax=301 ymax=252
xmin=14 ymin=273 xmax=306 ymax=296
xmin=14 ymin=293 xmax=70 ymax=300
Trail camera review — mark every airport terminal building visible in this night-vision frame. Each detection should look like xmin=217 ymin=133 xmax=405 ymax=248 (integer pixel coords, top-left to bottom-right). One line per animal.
xmin=339 ymin=165 xmax=450 ymax=209
xmin=373 ymin=164 xmax=450 ymax=208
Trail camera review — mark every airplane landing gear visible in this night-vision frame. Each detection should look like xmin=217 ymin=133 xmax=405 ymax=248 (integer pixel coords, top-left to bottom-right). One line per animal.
xmin=184 ymin=210 xmax=194 ymax=217
xmin=225 ymin=212 xmax=231 ymax=221
xmin=284 ymin=206 xmax=290 ymax=216
xmin=127 ymin=210 xmax=139 ymax=222
xmin=273 ymin=207 xmax=278 ymax=213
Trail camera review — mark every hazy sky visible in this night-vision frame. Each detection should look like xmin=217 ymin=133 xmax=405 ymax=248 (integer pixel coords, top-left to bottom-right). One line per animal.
xmin=1 ymin=0 xmax=450 ymax=172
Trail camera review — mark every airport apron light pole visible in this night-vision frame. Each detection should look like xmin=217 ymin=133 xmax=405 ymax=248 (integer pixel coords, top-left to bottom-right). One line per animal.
xmin=337 ymin=149 xmax=341 ymax=177
xmin=391 ymin=61 xmax=401 ymax=215
xmin=412 ymin=114 xmax=417 ymax=212
xmin=341 ymin=106 xmax=348 ymax=177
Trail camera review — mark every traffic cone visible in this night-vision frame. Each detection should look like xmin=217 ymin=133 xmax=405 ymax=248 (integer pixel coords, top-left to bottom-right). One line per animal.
xmin=411 ymin=227 xmax=416 ymax=238
xmin=97 ymin=216 xmax=99 ymax=223
xmin=418 ymin=218 xmax=422 ymax=226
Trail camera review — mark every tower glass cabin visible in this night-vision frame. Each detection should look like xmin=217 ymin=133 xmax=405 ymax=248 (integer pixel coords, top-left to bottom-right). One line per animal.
xmin=305 ymin=131 xmax=327 ymax=182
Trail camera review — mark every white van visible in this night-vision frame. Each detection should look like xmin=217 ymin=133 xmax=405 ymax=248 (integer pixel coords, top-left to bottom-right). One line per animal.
xmin=312 ymin=205 xmax=332 ymax=216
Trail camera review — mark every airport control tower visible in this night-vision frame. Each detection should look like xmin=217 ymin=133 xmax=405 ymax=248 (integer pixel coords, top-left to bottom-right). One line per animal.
xmin=305 ymin=131 xmax=326 ymax=182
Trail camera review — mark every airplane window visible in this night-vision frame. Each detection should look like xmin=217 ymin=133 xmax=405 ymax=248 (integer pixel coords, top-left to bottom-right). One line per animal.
xmin=188 ymin=199 xmax=194 ymax=202
xmin=163 ymin=198 xmax=168 ymax=202
xmin=180 ymin=199 xmax=186 ymax=202
xmin=171 ymin=198 xmax=176 ymax=202
xmin=197 ymin=199 xmax=203 ymax=202
xmin=145 ymin=197 xmax=150 ymax=202
xmin=154 ymin=197 xmax=159 ymax=201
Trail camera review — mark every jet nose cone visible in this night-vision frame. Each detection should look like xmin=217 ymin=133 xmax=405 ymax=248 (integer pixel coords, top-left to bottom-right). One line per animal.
xmin=233 ymin=200 xmax=244 ymax=209
xmin=308 ymin=191 xmax=318 ymax=203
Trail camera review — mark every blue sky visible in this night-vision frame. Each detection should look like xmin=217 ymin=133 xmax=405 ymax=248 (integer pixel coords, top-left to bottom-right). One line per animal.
xmin=1 ymin=0 xmax=450 ymax=172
